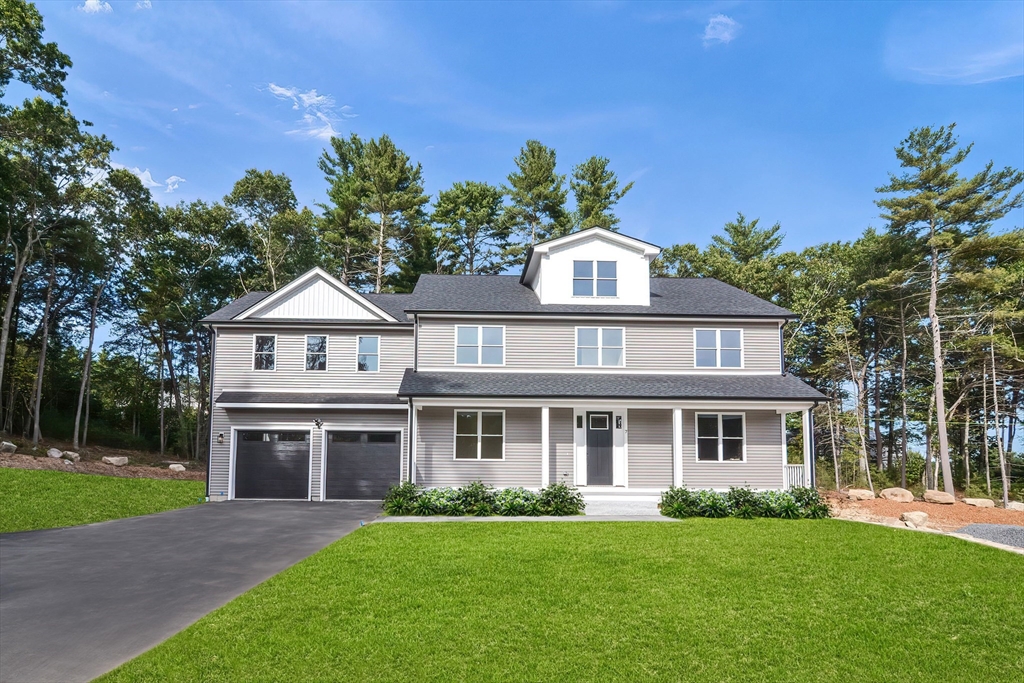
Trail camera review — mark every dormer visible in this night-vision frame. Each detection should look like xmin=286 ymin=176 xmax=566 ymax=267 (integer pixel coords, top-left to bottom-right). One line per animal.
xmin=519 ymin=227 xmax=662 ymax=306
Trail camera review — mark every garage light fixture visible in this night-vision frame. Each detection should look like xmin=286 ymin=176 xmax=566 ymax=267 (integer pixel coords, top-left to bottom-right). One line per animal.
xmin=217 ymin=432 xmax=224 ymax=444
xmin=313 ymin=419 xmax=324 ymax=429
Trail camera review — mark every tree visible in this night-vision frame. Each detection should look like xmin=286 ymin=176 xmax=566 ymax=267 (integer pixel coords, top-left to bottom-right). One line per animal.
xmin=570 ymin=156 xmax=633 ymax=231
xmin=319 ymin=134 xmax=372 ymax=287
xmin=504 ymin=140 xmax=568 ymax=259
xmin=876 ymin=123 xmax=1024 ymax=494
xmin=0 ymin=0 xmax=72 ymax=105
xmin=433 ymin=181 xmax=507 ymax=275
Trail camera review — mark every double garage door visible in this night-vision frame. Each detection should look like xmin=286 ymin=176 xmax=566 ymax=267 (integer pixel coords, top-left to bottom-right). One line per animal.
xmin=234 ymin=430 xmax=401 ymax=500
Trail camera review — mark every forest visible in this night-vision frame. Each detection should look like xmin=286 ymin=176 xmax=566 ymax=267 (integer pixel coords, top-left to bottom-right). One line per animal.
xmin=2 ymin=0 xmax=1022 ymax=502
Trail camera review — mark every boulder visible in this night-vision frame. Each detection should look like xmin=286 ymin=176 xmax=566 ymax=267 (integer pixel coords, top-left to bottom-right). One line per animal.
xmin=0 ymin=441 xmax=16 ymax=453
xmin=923 ymin=490 xmax=955 ymax=505
xmin=900 ymin=510 xmax=929 ymax=527
xmin=963 ymin=498 xmax=994 ymax=508
xmin=168 ymin=464 xmax=186 ymax=472
xmin=61 ymin=451 xmax=80 ymax=462
xmin=46 ymin=448 xmax=63 ymax=459
xmin=102 ymin=456 xmax=128 ymax=467
xmin=880 ymin=487 xmax=914 ymax=503
xmin=1007 ymin=502 xmax=1024 ymax=512
xmin=847 ymin=488 xmax=875 ymax=501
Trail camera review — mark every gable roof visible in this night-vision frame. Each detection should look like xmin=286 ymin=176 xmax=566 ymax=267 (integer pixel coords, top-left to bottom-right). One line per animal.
xmin=520 ymin=227 xmax=662 ymax=287
xmin=201 ymin=291 xmax=272 ymax=322
xmin=234 ymin=268 xmax=397 ymax=322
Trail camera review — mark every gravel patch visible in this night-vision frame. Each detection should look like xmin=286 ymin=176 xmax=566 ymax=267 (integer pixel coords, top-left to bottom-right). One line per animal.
xmin=955 ymin=524 xmax=1024 ymax=549
xmin=0 ymin=452 xmax=205 ymax=481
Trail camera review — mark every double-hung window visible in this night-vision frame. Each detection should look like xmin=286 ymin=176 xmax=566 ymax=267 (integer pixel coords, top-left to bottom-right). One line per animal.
xmin=576 ymin=327 xmax=624 ymax=366
xmin=454 ymin=410 xmax=504 ymax=460
xmin=357 ymin=336 xmax=379 ymax=372
xmin=696 ymin=414 xmax=745 ymax=462
xmin=455 ymin=326 xmax=504 ymax=365
xmin=573 ymin=260 xmax=617 ymax=297
xmin=305 ymin=335 xmax=327 ymax=371
xmin=253 ymin=335 xmax=276 ymax=370
xmin=695 ymin=329 xmax=742 ymax=368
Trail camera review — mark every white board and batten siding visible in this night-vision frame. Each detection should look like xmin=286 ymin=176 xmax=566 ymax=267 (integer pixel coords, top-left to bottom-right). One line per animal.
xmin=249 ymin=276 xmax=381 ymax=320
xmin=417 ymin=317 xmax=781 ymax=373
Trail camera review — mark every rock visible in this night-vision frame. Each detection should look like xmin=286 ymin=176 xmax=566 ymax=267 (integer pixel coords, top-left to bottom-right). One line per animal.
xmin=847 ymin=488 xmax=875 ymax=501
xmin=102 ymin=456 xmax=128 ymax=467
xmin=923 ymin=490 xmax=955 ymax=505
xmin=0 ymin=441 xmax=16 ymax=453
xmin=168 ymin=464 xmax=186 ymax=472
xmin=61 ymin=451 xmax=80 ymax=462
xmin=963 ymin=498 xmax=994 ymax=508
xmin=900 ymin=510 xmax=929 ymax=526
xmin=62 ymin=459 xmax=75 ymax=466
xmin=47 ymin=448 xmax=63 ymax=459
xmin=1007 ymin=502 xmax=1024 ymax=512
xmin=880 ymin=487 xmax=914 ymax=503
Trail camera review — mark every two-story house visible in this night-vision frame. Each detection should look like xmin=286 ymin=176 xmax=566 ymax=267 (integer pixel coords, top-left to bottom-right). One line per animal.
xmin=201 ymin=228 xmax=824 ymax=502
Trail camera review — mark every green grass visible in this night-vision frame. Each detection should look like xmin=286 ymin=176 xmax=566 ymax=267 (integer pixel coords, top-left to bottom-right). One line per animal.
xmin=100 ymin=520 xmax=1023 ymax=682
xmin=0 ymin=468 xmax=205 ymax=533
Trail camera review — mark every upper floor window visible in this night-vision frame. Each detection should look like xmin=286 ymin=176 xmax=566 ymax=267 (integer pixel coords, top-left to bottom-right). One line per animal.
xmin=357 ymin=336 xmax=379 ymax=372
xmin=456 ymin=325 xmax=504 ymax=365
xmin=305 ymin=335 xmax=327 ymax=371
xmin=253 ymin=335 xmax=276 ymax=370
xmin=576 ymin=327 xmax=624 ymax=366
xmin=695 ymin=329 xmax=742 ymax=368
xmin=573 ymin=260 xmax=617 ymax=297
xmin=696 ymin=413 xmax=745 ymax=462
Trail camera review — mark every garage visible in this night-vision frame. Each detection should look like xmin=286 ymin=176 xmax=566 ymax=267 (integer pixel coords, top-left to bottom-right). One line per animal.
xmin=325 ymin=431 xmax=401 ymax=500
xmin=233 ymin=431 xmax=310 ymax=500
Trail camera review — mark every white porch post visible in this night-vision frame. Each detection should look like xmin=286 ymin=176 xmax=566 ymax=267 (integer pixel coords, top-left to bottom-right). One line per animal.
xmin=672 ymin=408 xmax=683 ymax=487
xmin=410 ymin=404 xmax=418 ymax=485
xmin=801 ymin=408 xmax=812 ymax=486
xmin=541 ymin=406 xmax=550 ymax=488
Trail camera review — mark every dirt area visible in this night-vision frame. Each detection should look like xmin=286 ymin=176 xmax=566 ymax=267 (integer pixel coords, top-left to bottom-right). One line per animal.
xmin=0 ymin=438 xmax=205 ymax=482
xmin=826 ymin=491 xmax=1024 ymax=531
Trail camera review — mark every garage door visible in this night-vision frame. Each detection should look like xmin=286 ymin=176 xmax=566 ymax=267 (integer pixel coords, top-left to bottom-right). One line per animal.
xmin=234 ymin=431 xmax=310 ymax=500
xmin=325 ymin=431 xmax=401 ymax=500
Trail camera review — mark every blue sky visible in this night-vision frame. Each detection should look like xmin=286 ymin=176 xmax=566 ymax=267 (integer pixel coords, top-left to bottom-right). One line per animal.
xmin=36 ymin=0 xmax=1024 ymax=251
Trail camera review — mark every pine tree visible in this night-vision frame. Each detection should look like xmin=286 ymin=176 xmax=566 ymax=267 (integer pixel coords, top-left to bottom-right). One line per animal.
xmin=570 ymin=156 xmax=634 ymax=231
xmin=504 ymin=140 xmax=567 ymax=263
xmin=433 ymin=181 xmax=508 ymax=275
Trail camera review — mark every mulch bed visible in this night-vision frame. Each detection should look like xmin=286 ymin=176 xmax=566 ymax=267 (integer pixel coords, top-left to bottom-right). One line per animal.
xmin=826 ymin=490 xmax=1024 ymax=531
xmin=0 ymin=452 xmax=205 ymax=481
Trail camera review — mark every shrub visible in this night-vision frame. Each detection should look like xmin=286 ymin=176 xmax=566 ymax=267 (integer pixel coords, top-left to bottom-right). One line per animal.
xmin=789 ymin=487 xmax=822 ymax=509
xmin=696 ymin=489 xmax=730 ymax=518
xmin=804 ymin=502 xmax=832 ymax=519
xmin=456 ymin=481 xmax=496 ymax=515
xmin=538 ymin=481 xmax=586 ymax=516
xmin=495 ymin=487 xmax=539 ymax=516
xmin=382 ymin=481 xmax=420 ymax=515
xmin=660 ymin=486 xmax=832 ymax=520
xmin=381 ymin=481 xmax=584 ymax=517
xmin=660 ymin=486 xmax=700 ymax=518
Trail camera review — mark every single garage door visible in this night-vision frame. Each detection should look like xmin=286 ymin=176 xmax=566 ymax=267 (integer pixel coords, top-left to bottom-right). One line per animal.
xmin=325 ymin=431 xmax=401 ymax=500
xmin=234 ymin=431 xmax=310 ymax=500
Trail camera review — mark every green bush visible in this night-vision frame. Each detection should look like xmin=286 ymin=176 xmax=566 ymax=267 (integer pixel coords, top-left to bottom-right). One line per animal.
xmin=495 ymin=487 xmax=539 ymax=516
xmin=696 ymin=490 xmax=730 ymax=518
xmin=380 ymin=481 xmax=585 ymax=516
xmin=538 ymin=481 xmax=586 ymax=516
xmin=382 ymin=482 xmax=420 ymax=515
xmin=659 ymin=486 xmax=832 ymax=520
xmin=456 ymin=481 xmax=496 ymax=515
xmin=659 ymin=486 xmax=700 ymax=518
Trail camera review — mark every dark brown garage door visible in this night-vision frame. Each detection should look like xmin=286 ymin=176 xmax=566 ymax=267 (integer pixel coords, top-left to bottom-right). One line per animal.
xmin=234 ymin=431 xmax=310 ymax=500
xmin=325 ymin=431 xmax=401 ymax=500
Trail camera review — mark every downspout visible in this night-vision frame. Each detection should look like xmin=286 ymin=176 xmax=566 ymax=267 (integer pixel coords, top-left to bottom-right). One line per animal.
xmin=810 ymin=401 xmax=818 ymax=488
xmin=413 ymin=313 xmax=419 ymax=372
xmin=779 ymin=321 xmax=786 ymax=375
xmin=206 ymin=325 xmax=216 ymax=500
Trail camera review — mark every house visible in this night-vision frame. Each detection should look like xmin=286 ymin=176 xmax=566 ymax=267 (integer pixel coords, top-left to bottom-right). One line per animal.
xmin=201 ymin=227 xmax=824 ymax=502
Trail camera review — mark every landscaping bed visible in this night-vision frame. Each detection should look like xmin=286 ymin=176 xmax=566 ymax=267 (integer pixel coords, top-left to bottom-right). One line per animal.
xmin=0 ymin=451 xmax=204 ymax=481
xmin=827 ymin=491 xmax=1024 ymax=530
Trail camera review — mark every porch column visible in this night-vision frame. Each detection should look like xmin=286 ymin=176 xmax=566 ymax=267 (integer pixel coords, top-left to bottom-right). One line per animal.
xmin=541 ymin=406 xmax=550 ymax=488
xmin=672 ymin=408 xmax=683 ymax=487
xmin=801 ymin=408 xmax=812 ymax=486
xmin=410 ymin=404 xmax=418 ymax=485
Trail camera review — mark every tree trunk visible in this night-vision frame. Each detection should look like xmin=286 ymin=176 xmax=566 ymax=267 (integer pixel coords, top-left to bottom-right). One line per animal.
xmin=375 ymin=215 xmax=386 ymax=293
xmin=827 ymin=400 xmax=840 ymax=490
xmin=990 ymin=337 xmax=1010 ymax=507
xmin=30 ymin=264 xmax=56 ymax=446
xmin=159 ymin=345 xmax=165 ymax=456
xmin=962 ymin=406 xmax=970 ymax=491
xmin=873 ymin=336 xmax=883 ymax=471
xmin=0 ymin=242 xmax=31 ymax=422
xmin=82 ymin=371 xmax=90 ymax=446
xmin=928 ymin=233 xmax=954 ymax=494
xmin=982 ymin=363 xmax=991 ymax=496
xmin=73 ymin=281 xmax=105 ymax=449
xmin=899 ymin=302 xmax=909 ymax=488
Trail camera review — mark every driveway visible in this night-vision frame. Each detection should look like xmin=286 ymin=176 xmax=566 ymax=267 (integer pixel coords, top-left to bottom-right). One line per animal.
xmin=0 ymin=501 xmax=380 ymax=683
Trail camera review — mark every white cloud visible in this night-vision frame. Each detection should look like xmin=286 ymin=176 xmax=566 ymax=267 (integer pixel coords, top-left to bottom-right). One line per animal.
xmin=164 ymin=175 xmax=186 ymax=193
xmin=136 ymin=0 xmax=152 ymax=8
xmin=703 ymin=14 xmax=739 ymax=46
xmin=265 ymin=83 xmax=356 ymax=141
xmin=187 ymin=103 xmax=202 ymax=109
xmin=110 ymin=162 xmax=163 ymax=189
xmin=78 ymin=0 xmax=112 ymax=14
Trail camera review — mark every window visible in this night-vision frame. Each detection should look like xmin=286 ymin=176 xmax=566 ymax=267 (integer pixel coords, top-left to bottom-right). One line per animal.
xmin=305 ymin=335 xmax=327 ymax=371
xmin=696 ymin=414 xmax=744 ymax=462
xmin=576 ymin=327 xmax=624 ymax=366
xmin=455 ymin=410 xmax=504 ymax=460
xmin=589 ymin=414 xmax=609 ymax=430
xmin=573 ymin=260 xmax=617 ymax=297
xmin=357 ymin=336 xmax=379 ymax=372
xmin=253 ymin=335 xmax=276 ymax=370
xmin=367 ymin=432 xmax=398 ymax=444
xmin=695 ymin=329 xmax=742 ymax=368
xmin=455 ymin=326 xmax=504 ymax=365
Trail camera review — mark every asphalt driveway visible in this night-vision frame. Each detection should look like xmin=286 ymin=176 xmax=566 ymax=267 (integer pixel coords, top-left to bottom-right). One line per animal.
xmin=0 ymin=500 xmax=380 ymax=683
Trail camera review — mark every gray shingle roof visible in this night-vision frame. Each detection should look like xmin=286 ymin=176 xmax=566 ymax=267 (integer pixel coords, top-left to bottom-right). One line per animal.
xmin=216 ymin=392 xmax=405 ymax=405
xmin=363 ymin=293 xmax=414 ymax=322
xmin=405 ymin=275 xmax=794 ymax=318
xmin=201 ymin=291 xmax=272 ymax=322
xmin=398 ymin=370 xmax=825 ymax=401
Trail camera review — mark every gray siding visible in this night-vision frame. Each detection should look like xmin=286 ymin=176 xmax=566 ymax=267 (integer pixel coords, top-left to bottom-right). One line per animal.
xmin=417 ymin=317 xmax=781 ymax=373
xmin=415 ymin=406 xmax=542 ymax=488
xmin=680 ymin=410 xmax=784 ymax=489
xmin=208 ymin=406 xmax=408 ymax=500
xmin=627 ymin=409 xmax=673 ymax=488
xmin=550 ymin=408 xmax=575 ymax=484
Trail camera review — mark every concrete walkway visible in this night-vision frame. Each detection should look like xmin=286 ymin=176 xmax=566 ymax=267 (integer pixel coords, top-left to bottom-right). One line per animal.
xmin=0 ymin=501 xmax=379 ymax=683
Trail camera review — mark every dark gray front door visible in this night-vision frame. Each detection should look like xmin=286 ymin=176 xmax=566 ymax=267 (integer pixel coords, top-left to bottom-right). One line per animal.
xmin=586 ymin=412 xmax=613 ymax=485
xmin=325 ymin=431 xmax=401 ymax=500
xmin=234 ymin=431 xmax=310 ymax=500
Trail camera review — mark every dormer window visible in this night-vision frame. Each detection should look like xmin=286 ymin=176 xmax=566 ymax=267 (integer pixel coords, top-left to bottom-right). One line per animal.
xmin=573 ymin=260 xmax=617 ymax=297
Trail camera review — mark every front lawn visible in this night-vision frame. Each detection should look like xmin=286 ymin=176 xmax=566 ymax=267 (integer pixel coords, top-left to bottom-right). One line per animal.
xmin=100 ymin=520 xmax=1023 ymax=682
xmin=0 ymin=468 xmax=205 ymax=533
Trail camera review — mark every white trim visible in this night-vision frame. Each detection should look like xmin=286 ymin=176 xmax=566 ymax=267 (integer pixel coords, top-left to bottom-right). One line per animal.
xmin=453 ymin=324 xmax=506 ymax=367
xmin=319 ymin=425 xmax=405 ymax=501
xmin=356 ymin=334 xmax=380 ymax=373
xmin=521 ymin=227 xmax=661 ymax=287
xmin=413 ymin=396 xmax=816 ymax=412
xmin=303 ymin=334 xmax=328 ymax=372
xmin=572 ymin=259 xmax=618 ymax=298
xmin=410 ymin=313 xmax=790 ymax=324
xmin=235 ymin=267 xmax=397 ymax=322
xmin=801 ymin=408 xmax=812 ymax=486
xmin=540 ymin=406 xmax=550 ymax=488
xmin=252 ymin=333 xmax=277 ymax=372
xmin=228 ymin=426 xmax=313 ymax=501
xmin=693 ymin=328 xmax=745 ymax=369
xmin=672 ymin=407 xmax=683 ymax=487
xmin=694 ymin=412 xmax=747 ymax=463
xmin=452 ymin=409 xmax=506 ymax=461
xmin=217 ymin=403 xmax=408 ymax=410
xmin=410 ymin=401 xmax=418 ymax=485
xmin=574 ymin=326 xmax=626 ymax=367
xmin=416 ymin=367 xmax=778 ymax=376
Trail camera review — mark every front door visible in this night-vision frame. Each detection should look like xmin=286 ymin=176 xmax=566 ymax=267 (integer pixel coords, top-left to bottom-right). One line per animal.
xmin=586 ymin=412 xmax=613 ymax=485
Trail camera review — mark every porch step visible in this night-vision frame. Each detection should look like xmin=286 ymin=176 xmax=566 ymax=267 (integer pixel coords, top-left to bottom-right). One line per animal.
xmin=584 ymin=498 xmax=661 ymax=517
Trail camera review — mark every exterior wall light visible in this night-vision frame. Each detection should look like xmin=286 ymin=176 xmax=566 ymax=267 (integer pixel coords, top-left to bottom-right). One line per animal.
xmin=217 ymin=432 xmax=224 ymax=444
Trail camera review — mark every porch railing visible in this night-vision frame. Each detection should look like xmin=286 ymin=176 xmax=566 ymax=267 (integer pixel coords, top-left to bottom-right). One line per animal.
xmin=784 ymin=464 xmax=805 ymax=490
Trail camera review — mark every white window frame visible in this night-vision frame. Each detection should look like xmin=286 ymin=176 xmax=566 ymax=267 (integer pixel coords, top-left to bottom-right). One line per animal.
xmin=252 ymin=334 xmax=277 ymax=371
xmin=572 ymin=260 xmax=618 ymax=298
xmin=453 ymin=409 xmax=506 ymax=461
xmin=356 ymin=335 xmax=380 ymax=373
xmin=575 ymin=326 xmax=625 ymax=367
xmin=694 ymin=412 xmax=747 ymax=463
xmin=693 ymin=328 xmax=744 ymax=369
xmin=304 ymin=334 xmax=328 ymax=372
xmin=454 ymin=325 xmax=505 ymax=366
